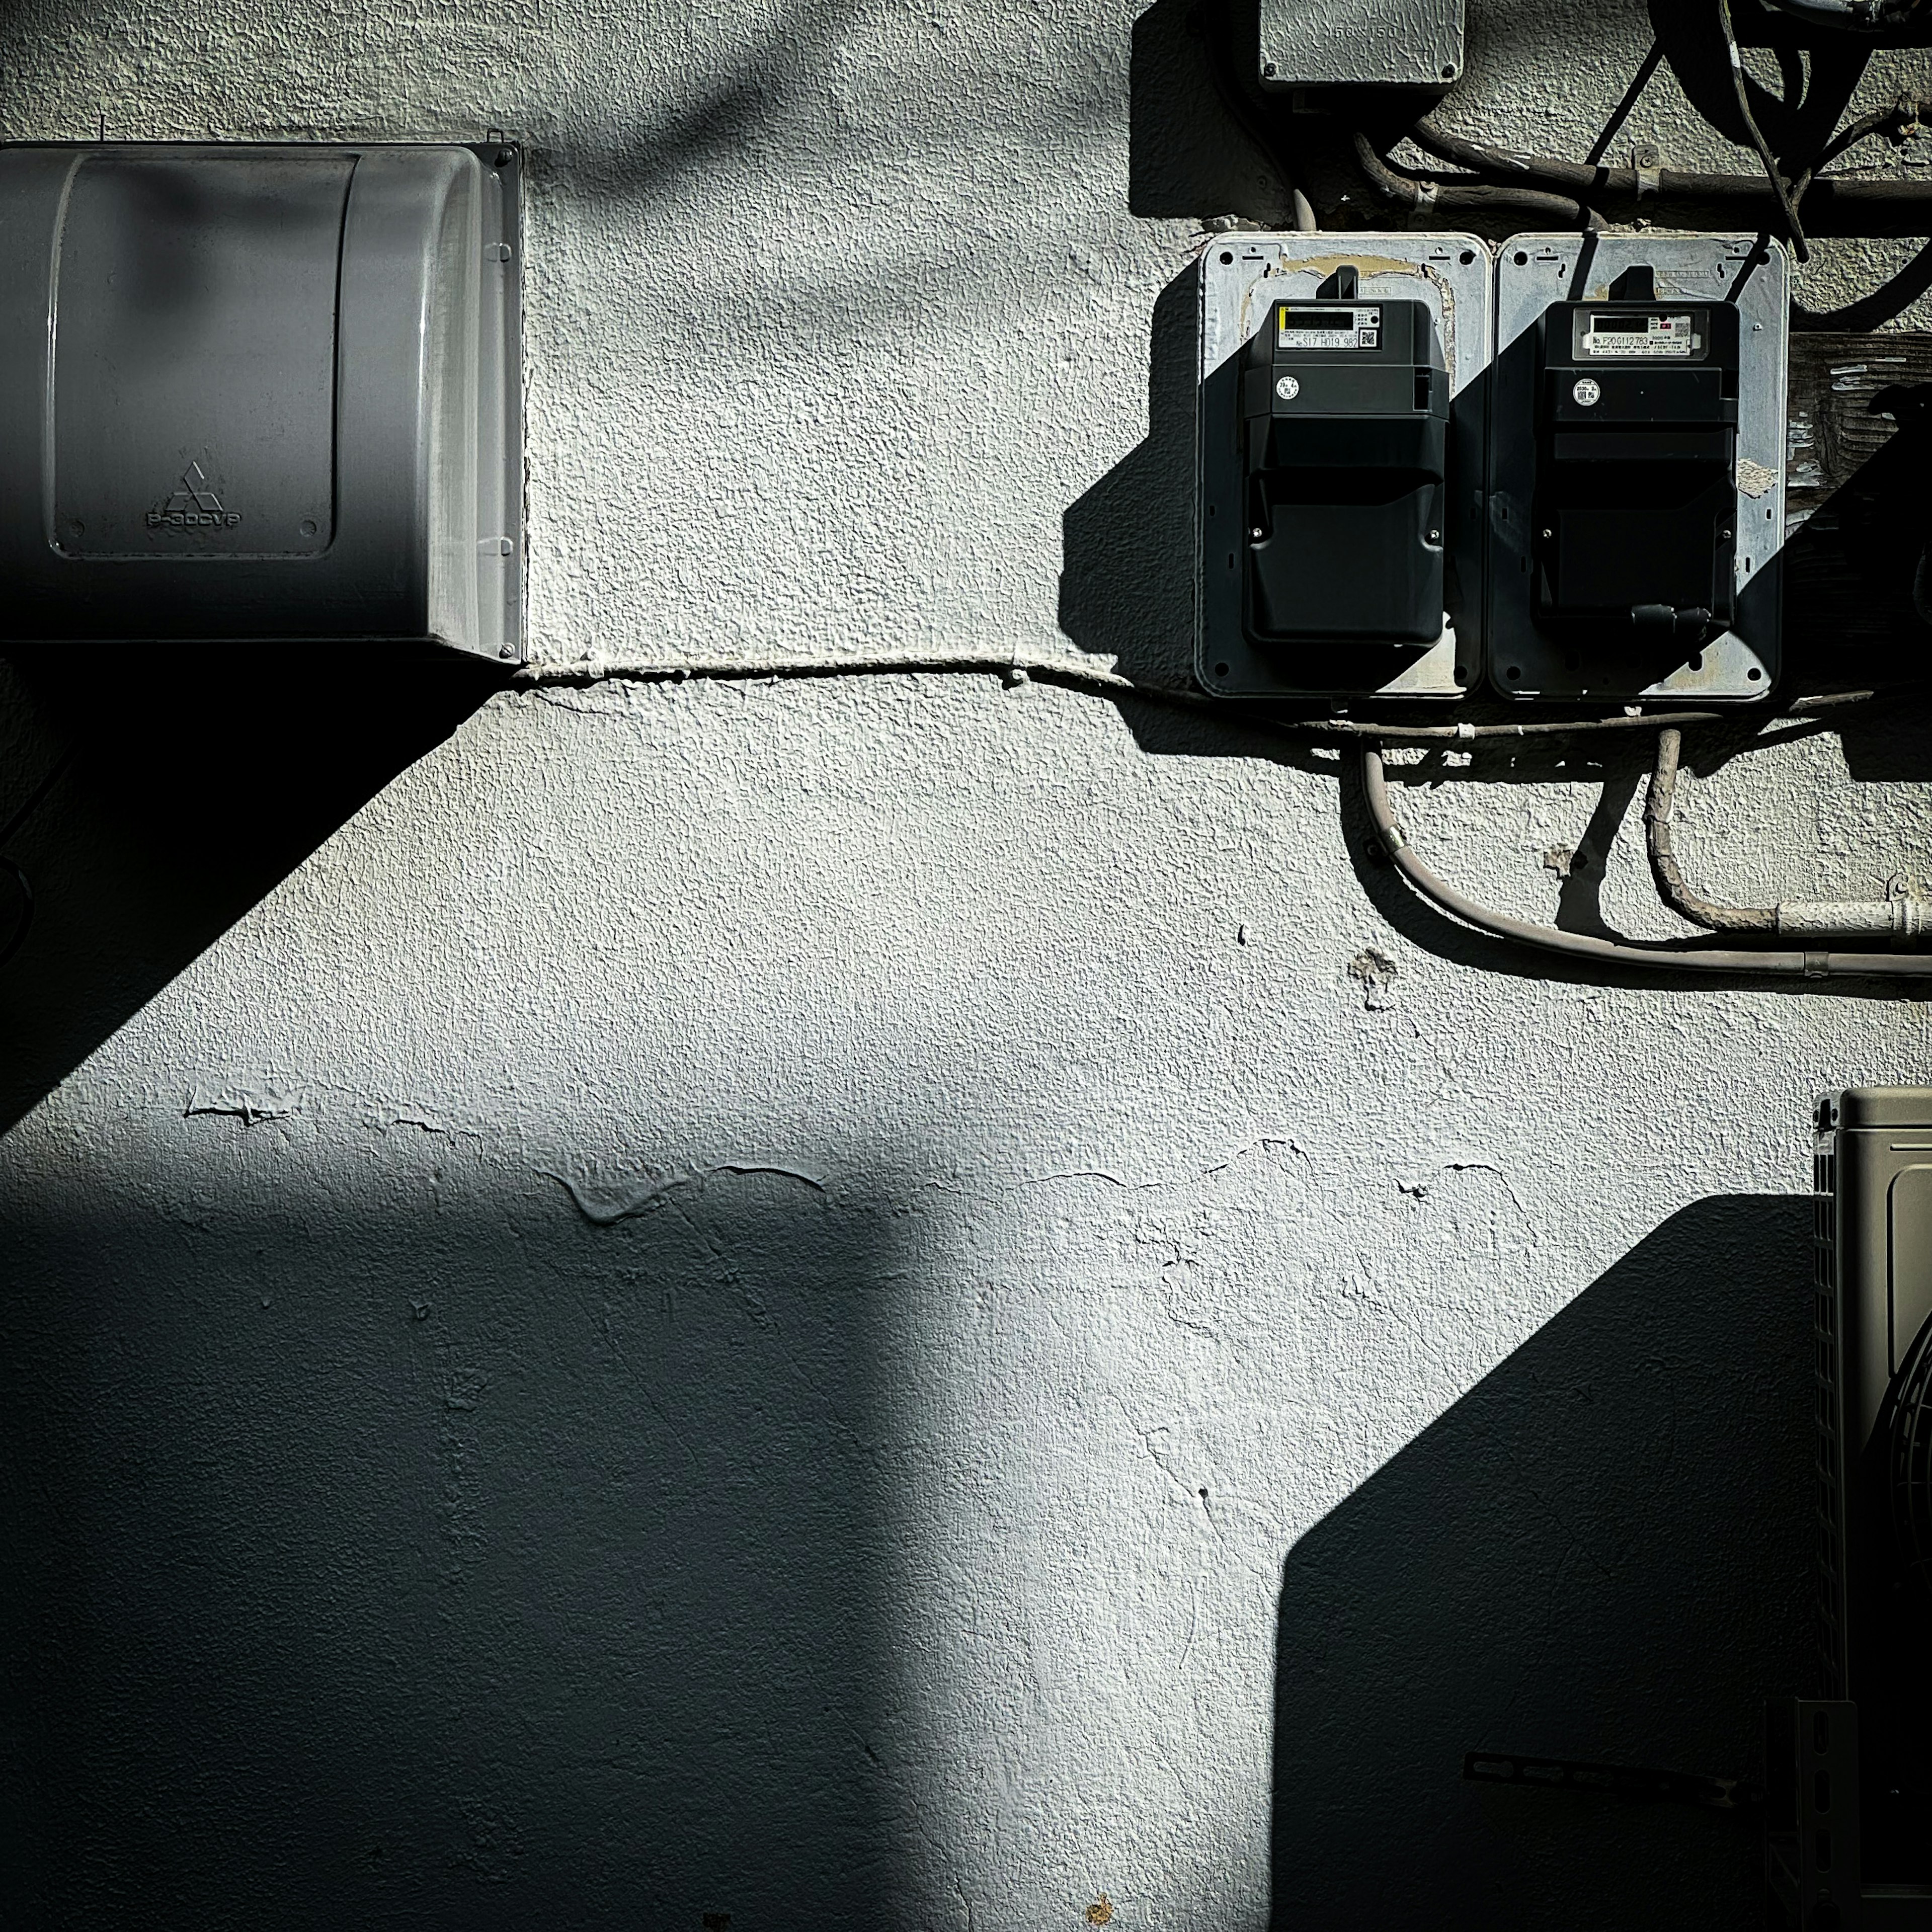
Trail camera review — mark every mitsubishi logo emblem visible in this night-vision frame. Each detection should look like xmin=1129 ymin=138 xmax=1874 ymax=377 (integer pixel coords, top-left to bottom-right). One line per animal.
xmin=166 ymin=461 xmax=224 ymax=515
xmin=147 ymin=459 xmax=242 ymax=530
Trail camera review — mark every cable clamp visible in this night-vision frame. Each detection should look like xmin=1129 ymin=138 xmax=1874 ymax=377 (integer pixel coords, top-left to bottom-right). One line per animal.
xmin=1635 ymin=165 xmax=1661 ymax=202
xmin=1455 ymin=721 xmax=1477 ymax=740
xmin=1805 ymin=951 xmax=1830 ymax=979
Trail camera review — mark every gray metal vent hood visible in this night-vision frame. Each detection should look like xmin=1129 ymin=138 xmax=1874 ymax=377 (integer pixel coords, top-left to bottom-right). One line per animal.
xmin=0 ymin=142 xmax=521 ymax=659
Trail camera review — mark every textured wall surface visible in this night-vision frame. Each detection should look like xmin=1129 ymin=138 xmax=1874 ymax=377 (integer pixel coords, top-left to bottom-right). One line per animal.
xmin=4 ymin=2 xmax=1932 ymax=1927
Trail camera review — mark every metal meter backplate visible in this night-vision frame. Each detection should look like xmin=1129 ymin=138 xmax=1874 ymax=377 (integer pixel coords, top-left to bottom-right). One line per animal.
xmin=1258 ymin=0 xmax=1464 ymax=90
xmin=1488 ymin=232 xmax=1787 ymax=702
xmin=1196 ymin=232 xmax=1491 ymax=700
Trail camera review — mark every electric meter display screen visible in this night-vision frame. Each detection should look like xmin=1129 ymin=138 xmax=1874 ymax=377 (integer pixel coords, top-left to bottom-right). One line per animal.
xmin=1572 ymin=309 xmax=1706 ymax=359
xmin=1276 ymin=304 xmax=1381 ymax=350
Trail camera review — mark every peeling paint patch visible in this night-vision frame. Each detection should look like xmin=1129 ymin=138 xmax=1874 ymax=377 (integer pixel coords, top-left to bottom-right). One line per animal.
xmin=183 ymin=1082 xmax=302 ymax=1124
xmin=1086 ymin=1896 xmax=1114 ymax=1925
xmin=1348 ymin=948 xmax=1398 ymax=1010
xmin=1542 ymin=846 xmax=1574 ymax=877
xmin=1736 ymin=457 xmax=1778 ymax=499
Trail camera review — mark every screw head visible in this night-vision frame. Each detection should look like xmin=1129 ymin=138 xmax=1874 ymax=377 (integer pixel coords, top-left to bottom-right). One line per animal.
xmin=1249 ymin=526 xmax=1265 ymax=539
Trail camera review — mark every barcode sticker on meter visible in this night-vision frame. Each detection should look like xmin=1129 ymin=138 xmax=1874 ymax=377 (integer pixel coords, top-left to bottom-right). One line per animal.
xmin=1277 ymin=305 xmax=1381 ymax=351
xmin=1578 ymin=311 xmax=1702 ymax=358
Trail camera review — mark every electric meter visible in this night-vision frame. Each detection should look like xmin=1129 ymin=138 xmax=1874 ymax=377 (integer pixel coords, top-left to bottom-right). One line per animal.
xmin=1487 ymin=233 xmax=1785 ymax=701
xmin=1534 ymin=301 xmax=1740 ymax=646
xmin=1196 ymin=236 xmax=1491 ymax=699
xmin=1243 ymin=294 xmax=1447 ymax=648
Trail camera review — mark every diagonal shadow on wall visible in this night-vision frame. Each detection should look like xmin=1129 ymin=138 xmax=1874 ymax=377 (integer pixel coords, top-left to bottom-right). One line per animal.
xmin=1271 ymin=1193 xmax=1814 ymax=1931
xmin=0 ymin=1160 xmax=910 ymax=1929
xmin=0 ymin=652 xmax=501 ymax=1136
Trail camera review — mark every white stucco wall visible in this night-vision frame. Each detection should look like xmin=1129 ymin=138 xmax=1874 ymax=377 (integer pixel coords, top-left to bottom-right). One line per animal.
xmin=5 ymin=2 xmax=1932 ymax=1927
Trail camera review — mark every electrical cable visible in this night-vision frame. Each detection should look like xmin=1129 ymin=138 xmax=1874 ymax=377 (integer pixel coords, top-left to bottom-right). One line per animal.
xmin=1646 ymin=726 xmax=1932 ymax=940
xmin=1402 ymin=103 xmax=1932 ymax=234
xmin=1361 ymin=743 xmax=1932 ymax=980
xmin=1410 ymin=107 xmax=1917 ymax=198
xmin=1718 ymin=0 xmax=1811 ymax=258
xmin=1407 ymin=117 xmax=1601 ymax=195
xmin=514 ymin=649 xmax=1890 ymax=740
xmin=1788 ymin=97 xmax=1932 ymax=325
xmin=1809 ymin=91 xmax=1927 ymax=173
xmin=1408 ymin=101 xmax=1932 ymax=323
xmin=1394 ymin=157 xmax=1932 ymax=231
xmin=1645 ymin=727 xmax=1779 ymax=930
xmin=1351 ymin=130 xmax=1599 ymax=227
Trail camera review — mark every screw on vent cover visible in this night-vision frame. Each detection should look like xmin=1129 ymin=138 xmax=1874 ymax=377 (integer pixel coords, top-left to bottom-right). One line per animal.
xmin=1572 ymin=377 xmax=1601 ymax=407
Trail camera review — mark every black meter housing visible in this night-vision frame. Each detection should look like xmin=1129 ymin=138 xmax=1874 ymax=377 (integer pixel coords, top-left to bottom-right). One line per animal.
xmin=1533 ymin=301 xmax=1740 ymax=649
xmin=1239 ymin=296 xmax=1450 ymax=654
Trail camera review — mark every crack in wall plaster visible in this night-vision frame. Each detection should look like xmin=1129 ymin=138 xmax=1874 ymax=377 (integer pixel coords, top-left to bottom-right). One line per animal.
xmin=540 ymin=1161 xmax=828 ymax=1226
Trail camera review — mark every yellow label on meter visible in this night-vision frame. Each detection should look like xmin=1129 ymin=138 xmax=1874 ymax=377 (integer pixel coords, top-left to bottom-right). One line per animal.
xmin=1276 ymin=304 xmax=1381 ymax=351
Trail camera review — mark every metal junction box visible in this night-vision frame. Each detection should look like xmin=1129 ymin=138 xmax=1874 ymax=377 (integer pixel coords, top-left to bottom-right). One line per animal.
xmin=1488 ymin=233 xmax=1785 ymax=702
xmin=1258 ymin=0 xmax=1465 ymax=91
xmin=0 ymin=143 xmax=522 ymax=660
xmin=1197 ymin=233 xmax=1490 ymax=700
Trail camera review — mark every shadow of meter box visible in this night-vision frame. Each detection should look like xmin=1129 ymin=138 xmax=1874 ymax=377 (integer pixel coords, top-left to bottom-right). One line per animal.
xmin=0 ymin=142 xmax=522 ymax=661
